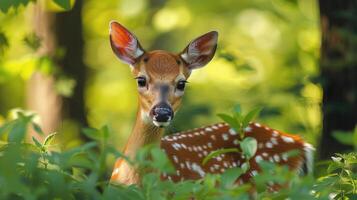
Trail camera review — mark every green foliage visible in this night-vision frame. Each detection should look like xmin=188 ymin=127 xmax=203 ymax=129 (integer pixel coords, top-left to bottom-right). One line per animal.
xmin=23 ymin=33 xmax=41 ymax=51
xmin=333 ymin=126 xmax=357 ymax=151
xmin=205 ymin=105 xmax=260 ymax=167
xmin=0 ymin=31 xmax=9 ymax=57
xmin=52 ymin=0 xmax=71 ymax=10
xmin=0 ymin=109 xmax=356 ymax=199
xmin=315 ymin=153 xmax=357 ymax=199
xmin=0 ymin=0 xmax=73 ymax=12
xmin=0 ymin=0 xmax=32 ymax=13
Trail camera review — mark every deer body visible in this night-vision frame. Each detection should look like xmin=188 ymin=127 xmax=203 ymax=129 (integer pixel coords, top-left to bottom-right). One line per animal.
xmin=108 ymin=21 xmax=313 ymax=186
xmin=160 ymin=122 xmax=312 ymax=183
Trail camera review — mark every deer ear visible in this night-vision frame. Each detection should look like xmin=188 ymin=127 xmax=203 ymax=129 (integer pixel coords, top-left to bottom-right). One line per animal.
xmin=109 ymin=21 xmax=145 ymax=65
xmin=180 ymin=31 xmax=218 ymax=69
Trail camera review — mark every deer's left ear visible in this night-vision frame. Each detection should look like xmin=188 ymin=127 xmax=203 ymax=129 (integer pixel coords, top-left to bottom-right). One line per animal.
xmin=109 ymin=21 xmax=145 ymax=65
xmin=180 ymin=31 xmax=218 ymax=70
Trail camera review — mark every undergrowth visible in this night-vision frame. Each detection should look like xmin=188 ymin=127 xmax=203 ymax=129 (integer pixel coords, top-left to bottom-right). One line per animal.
xmin=0 ymin=109 xmax=355 ymax=200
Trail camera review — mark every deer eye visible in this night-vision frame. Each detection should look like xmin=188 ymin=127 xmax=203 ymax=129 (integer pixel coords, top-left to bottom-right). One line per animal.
xmin=136 ymin=77 xmax=146 ymax=88
xmin=176 ymin=80 xmax=187 ymax=91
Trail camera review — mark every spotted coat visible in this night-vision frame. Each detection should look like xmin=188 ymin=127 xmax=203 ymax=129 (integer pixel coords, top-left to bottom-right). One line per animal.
xmin=160 ymin=122 xmax=313 ymax=184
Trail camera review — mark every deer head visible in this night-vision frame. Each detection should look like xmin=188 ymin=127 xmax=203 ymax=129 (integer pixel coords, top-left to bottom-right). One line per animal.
xmin=109 ymin=21 xmax=218 ymax=127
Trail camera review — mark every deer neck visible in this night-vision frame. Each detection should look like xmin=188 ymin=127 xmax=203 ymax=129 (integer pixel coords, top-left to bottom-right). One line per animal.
xmin=111 ymin=105 xmax=164 ymax=185
xmin=123 ymin=108 xmax=164 ymax=159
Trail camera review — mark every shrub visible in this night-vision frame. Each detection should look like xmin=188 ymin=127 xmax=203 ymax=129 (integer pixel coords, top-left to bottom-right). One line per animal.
xmin=0 ymin=110 xmax=356 ymax=199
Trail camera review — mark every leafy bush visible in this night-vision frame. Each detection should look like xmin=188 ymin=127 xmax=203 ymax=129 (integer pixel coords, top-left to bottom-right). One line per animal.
xmin=0 ymin=110 xmax=356 ymax=200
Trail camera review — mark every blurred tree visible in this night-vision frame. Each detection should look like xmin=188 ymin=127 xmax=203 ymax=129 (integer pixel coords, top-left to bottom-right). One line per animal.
xmin=26 ymin=0 xmax=88 ymax=140
xmin=318 ymin=0 xmax=357 ymax=159
xmin=55 ymin=0 xmax=88 ymax=129
xmin=27 ymin=1 xmax=62 ymax=138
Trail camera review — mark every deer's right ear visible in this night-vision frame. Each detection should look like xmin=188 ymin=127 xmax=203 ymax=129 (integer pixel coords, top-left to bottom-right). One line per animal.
xmin=109 ymin=21 xmax=145 ymax=65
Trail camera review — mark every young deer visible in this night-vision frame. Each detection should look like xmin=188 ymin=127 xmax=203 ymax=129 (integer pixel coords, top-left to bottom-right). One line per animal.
xmin=109 ymin=21 xmax=314 ymax=185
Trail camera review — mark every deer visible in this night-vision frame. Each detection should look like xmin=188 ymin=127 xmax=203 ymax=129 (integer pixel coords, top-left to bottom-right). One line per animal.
xmin=108 ymin=21 xmax=314 ymax=187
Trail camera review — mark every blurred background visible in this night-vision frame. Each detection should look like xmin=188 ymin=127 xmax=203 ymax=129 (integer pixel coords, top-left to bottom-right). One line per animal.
xmin=0 ymin=0 xmax=355 ymax=164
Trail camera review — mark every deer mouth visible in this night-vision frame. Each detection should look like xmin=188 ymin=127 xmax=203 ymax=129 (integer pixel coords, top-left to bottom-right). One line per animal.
xmin=152 ymin=120 xmax=171 ymax=128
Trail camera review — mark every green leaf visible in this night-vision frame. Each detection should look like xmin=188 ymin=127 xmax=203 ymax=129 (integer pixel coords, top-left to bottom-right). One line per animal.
xmin=221 ymin=168 xmax=243 ymax=188
xmin=32 ymin=136 xmax=42 ymax=149
xmin=23 ymin=33 xmax=41 ymax=51
xmin=240 ymin=137 xmax=257 ymax=159
xmin=0 ymin=31 xmax=9 ymax=55
xmin=327 ymin=161 xmax=343 ymax=173
xmin=0 ymin=0 xmax=31 ymax=13
xmin=217 ymin=113 xmax=240 ymax=131
xmin=44 ymin=132 xmax=57 ymax=146
xmin=233 ymin=104 xmax=243 ymax=122
xmin=242 ymin=107 xmax=262 ymax=128
xmin=332 ymin=131 xmax=354 ymax=146
xmin=32 ymin=122 xmax=44 ymax=135
xmin=202 ymin=148 xmax=240 ymax=165
xmin=151 ymin=148 xmax=174 ymax=173
xmin=8 ymin=118 xmax=29 ymax=143
xmin=0 ymin=121 xmax=13 ymax=136
xmin=82 ymin=127 xmax=100 ymax=140
xmin=53 ymin=0 xmax=71 ymax=10
xmin=100 ymin=125 xmax=110 ymax=140
xmin=241 ymin=162 xmax=250 ymax=173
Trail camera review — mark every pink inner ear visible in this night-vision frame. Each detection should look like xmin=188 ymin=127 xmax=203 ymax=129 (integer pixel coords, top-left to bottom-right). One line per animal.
xmin=110 ymin=22 xmax=135 ymax=49
xmin=181 ymin=31 xmax=218 ymax=69
xmin=192 ymin=33 xmax=217 ymax=55
xmin=110 ymin=22 xmax=143 ymax=64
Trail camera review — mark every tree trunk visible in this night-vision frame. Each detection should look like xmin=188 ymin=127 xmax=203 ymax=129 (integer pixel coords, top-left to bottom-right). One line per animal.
xmin=318 ymin=0 xmax=357 ymax=160
xmin=55 ymin=0 xmax=88 ymax=128
xmin=27 ymin=1 xmax=62 ymax=139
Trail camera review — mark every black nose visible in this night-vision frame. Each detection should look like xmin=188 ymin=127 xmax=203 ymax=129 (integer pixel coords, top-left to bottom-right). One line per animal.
xmin=151 ymin=103 xmax=174 ymax=122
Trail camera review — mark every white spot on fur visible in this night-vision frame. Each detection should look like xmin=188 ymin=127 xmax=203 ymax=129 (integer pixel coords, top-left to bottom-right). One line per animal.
xmin=273 ymin=154 xmax=280 ymax=162
xmin=210 ymin=135 xmax=216 ymax=140
xmin=173 ymin=155 xmax=179 ymax=163
xmin=192 ymin=163 xmax=205 ymax=177
xmin=266 ymin=142 xmax=273 ymax=148
xmin=255 ymin=155 xmax=263 ymax=163
xmin=229 ymin=129 xmax=237 ymax=135
xmin=272 ymin=130 xmax=279 ymax=137
xmin=244 ymin=126 xmax=252 ymax=132
xmin=233 ymin=139 xmax=239 ymax=145
xmin=222 ymin=134 xmax=229 ymax=141
xmin=281 ymin=136 xmax=294 ymax=143
xmin=205 ymin=127 xmax=213 ymax=132
xmin=270 ymin=137 xmax=278 ymax=145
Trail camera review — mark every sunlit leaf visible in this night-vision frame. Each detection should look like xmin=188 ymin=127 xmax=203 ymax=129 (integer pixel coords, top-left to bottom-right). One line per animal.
xmin=217 ymin=113 xmax=240 ymax=131
xmin=0 ymin=0 xmax=31 ymax=13
xmin=44 ymin=132 xmax=57 ymax=146
xmin=53 ymin=0 xmax=71 ymax=10
xmin=242 ymin=107 xmax=262 ymax=128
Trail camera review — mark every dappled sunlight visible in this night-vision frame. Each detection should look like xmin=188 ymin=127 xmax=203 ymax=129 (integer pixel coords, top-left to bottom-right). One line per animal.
xmin=153 ymin=6 xmax=191 ymax=32
xmin=236 ymin=9 xmax=281 ymax=50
